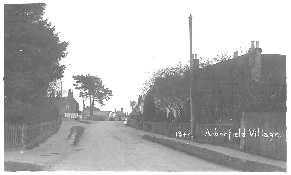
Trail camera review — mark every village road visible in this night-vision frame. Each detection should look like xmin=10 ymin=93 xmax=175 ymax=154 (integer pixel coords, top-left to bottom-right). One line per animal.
xmin=50 ymin=120 xmax=234 ymax=171
xmin=5 ymin=120 xmax=234 ymax=171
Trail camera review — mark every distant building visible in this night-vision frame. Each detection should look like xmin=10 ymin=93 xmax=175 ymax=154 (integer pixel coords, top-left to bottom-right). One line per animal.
xmin=131 ymin=95 xmax=144 ymax=114
xmin=138 ymin=95 xmax=145 ymax=114
xmin=115 ymin=108 xmax=127 ymax=121
xmin=83 ymin=106 xmax=111 ymax=121
xmin=54 ymin=89 xmax=79 ymax=118
xmin=108 ymin=112 xmax=116 ymax=120
xmin=108 ymin=108 xmax=127 ymax=121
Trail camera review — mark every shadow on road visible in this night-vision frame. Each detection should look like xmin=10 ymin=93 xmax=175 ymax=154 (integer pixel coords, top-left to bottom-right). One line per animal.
xmin=66 ymin=126 xmax=85 ymax=146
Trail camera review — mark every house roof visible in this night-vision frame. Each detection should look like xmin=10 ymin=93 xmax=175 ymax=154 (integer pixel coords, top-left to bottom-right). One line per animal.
xmin=116 ymin=111 xmax=126 ymax=115
xmin=61 ymin=96 xmax=78 ymax=104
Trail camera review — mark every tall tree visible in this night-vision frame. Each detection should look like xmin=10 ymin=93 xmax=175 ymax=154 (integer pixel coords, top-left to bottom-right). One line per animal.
xmin=73 ymin=74 xmax=113 ymax=117
xmin=4 ymin=4 xmax=68 ymax=123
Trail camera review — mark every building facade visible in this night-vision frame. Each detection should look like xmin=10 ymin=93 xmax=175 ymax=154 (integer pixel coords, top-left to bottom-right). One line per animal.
xmin=54 ymin=89 xmax=79 ymax=118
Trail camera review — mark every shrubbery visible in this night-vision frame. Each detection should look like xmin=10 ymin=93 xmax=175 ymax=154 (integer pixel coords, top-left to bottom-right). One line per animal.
xmin=5 ymin=101 xmax=60 ymax=124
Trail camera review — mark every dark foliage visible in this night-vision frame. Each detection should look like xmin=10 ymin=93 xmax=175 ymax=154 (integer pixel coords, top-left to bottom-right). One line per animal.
xmin=143 ymin=53 xmax=286 ymax=124
xmin=143 ymin=94 xmax=156 ymax=121
xmin=4 ymin=4 xmax=68 ymax=124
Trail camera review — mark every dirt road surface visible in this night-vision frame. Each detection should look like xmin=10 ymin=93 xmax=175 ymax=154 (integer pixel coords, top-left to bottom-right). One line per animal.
xmin=5 ymin=120 xmax=235 ymax=171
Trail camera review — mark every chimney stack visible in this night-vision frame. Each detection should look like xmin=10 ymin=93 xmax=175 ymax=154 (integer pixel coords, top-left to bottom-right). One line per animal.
xmin=234 ymin=51 xmax=238 ymax=58
xmin=193 ymin=54 xmax=199 ymax=71
xmin=249 ymin=41 xmax=262 ymax=82
xmin=255 ymin=41 xmax=259 ymax=48
xmin=251 ymin=41 xmax=255 ymax=49
xmin=68 ymin=89 xmax=73 ymax=98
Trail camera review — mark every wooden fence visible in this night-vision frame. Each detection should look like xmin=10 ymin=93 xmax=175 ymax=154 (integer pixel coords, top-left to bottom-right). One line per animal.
xmin=4 ymin=118 xmax=62 ymax=149
xmin=128 ymin=118 xmax=237 ymax=142
xmin=128 ymin=119 xmax=192 ymax=139
xmin=127 ymin=118 xmax=140 ymax=129
xmin=241 ymin=112 xmax=286 ymax=160
xmin=128 ymin=113 xmax=286 ymax=160
xmin=195 ymin=124 xmax=240 ymax=149
xmin=151 ymin=122 xmax=169 ymax=135
xmin=169 ymin=123 xmax=191 ymax=138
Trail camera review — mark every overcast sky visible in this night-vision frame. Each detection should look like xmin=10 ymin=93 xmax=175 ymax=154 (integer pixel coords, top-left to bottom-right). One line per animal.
xmin=3 ymin=0 xmax=289 ymax=113
xmin=44 ymin=0 xmax=290 ymax=113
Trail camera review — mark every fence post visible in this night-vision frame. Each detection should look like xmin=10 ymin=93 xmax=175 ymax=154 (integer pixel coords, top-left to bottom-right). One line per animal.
xmin=40 ymin=123 xmax=43 ymax=141
xmin=49 ymin=121 xmax=52 ymax=135
xmin=21 ymin=124 xmax=25 ymax=148
xmin=13 ymin=125 xmax=16 ymax=147
xmin=166 ymin=121 xmax=169 ymax=137
xmin=240 ymin=113 xmax=246 ymax=150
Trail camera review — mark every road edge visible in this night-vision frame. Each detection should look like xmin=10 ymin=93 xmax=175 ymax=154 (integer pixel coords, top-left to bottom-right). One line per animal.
xmin=143 ymin=135 xmax=286 ymax=172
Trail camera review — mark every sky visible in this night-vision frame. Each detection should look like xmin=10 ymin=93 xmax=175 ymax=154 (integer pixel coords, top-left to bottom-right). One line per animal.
xmin=2 ymin=0 xmax=290 ymax=113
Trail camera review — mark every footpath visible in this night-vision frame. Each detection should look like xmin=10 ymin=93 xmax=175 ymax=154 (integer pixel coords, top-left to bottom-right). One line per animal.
xmin=137 ymin=129 xmax=286 ymax=172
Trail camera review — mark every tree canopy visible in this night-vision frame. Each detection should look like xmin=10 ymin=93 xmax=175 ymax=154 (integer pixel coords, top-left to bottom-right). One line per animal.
xmin=73 ymin=74 xmax=113 ymax=117
xmin=4 ymin=3 xmax=69 ymax=123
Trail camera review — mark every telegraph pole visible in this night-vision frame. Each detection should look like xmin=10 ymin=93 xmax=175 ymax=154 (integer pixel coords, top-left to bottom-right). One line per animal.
xmin=60 ymin=80 xmax=63 ymax=118
xmin=189 ymin=14 xmax=195 ymax=140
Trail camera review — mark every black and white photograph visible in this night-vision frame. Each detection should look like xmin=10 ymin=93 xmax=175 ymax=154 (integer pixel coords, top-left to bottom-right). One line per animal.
xmin=3 ymin=0 xmax=288 ymax=172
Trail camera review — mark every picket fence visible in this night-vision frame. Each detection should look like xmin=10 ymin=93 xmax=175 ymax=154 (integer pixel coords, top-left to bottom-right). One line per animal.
xmin=4 ymin=118 xmax=62 ymax=149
